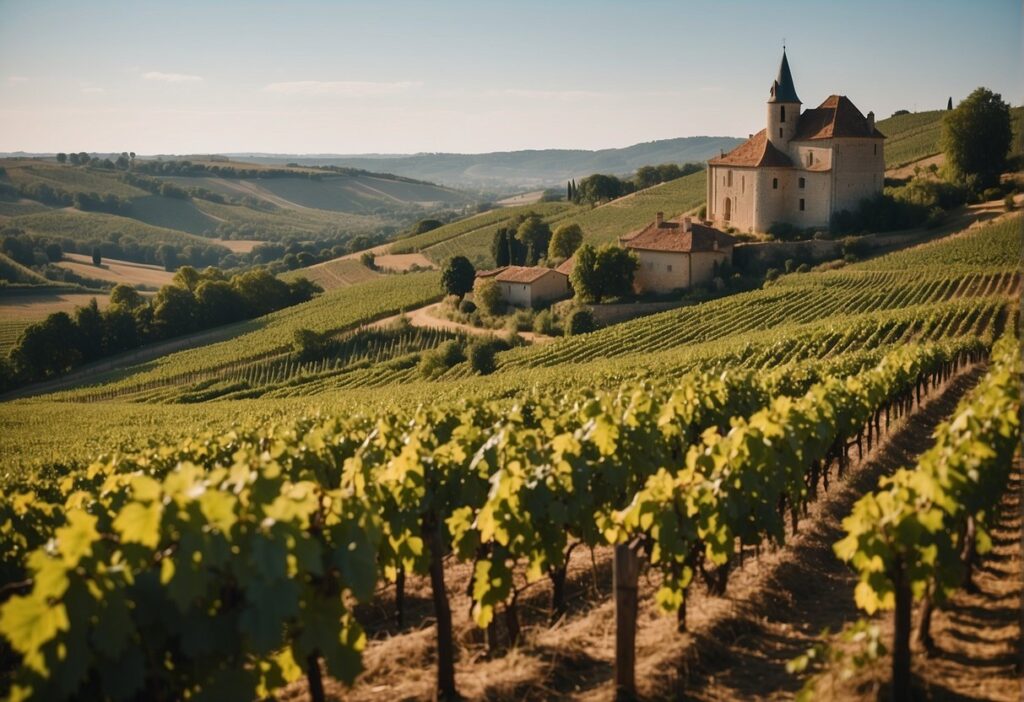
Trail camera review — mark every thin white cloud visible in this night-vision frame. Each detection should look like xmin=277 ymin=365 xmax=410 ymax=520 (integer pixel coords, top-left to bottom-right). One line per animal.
xmin=488 ymin=88 xmax=608 ymax=101
xmin=8 ymin=76 xmax=29 ymax=84
xmin=143 ymin=71 xmax=203 ymax=83
xmin=262 ymin=80 xmax=421 ymax=96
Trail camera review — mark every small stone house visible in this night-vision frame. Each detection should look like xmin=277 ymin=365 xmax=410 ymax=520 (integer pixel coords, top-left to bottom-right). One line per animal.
xmin=621 ymin=214 xmax=735 ymax=294
xmin=476 ymin=265 xmax=571 ymax=308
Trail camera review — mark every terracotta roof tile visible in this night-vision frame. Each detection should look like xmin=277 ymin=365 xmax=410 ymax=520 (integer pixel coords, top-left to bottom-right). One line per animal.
xmin=555 ymin=257 xmax=575 ymax=276
xmin=493 ymin=266 xmax=565 ymax=284
xmin=708 ymin=130 xmax=794 ymax=168
xmin=793 ymin=95 xmax=886 ymax=140
xmin=623 ymin=218 xmax=736 ymax=254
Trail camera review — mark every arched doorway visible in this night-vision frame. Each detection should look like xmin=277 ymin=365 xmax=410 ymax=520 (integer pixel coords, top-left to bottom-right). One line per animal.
xmin=723 ymin=197 xmax=732 ymax=221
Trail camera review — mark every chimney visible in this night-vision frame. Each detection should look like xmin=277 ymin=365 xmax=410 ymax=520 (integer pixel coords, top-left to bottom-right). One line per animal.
xmin=682 ymin=216 xmax=692 ymax=232
xmin=655 ymin=211 xmax=664 ymax=226
xmin=866 ymin=111 xmax=875 ymax=132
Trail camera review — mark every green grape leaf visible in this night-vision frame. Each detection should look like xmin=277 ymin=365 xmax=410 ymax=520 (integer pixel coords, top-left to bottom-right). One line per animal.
xmin=0 ymin=594 xmax=69 ymax=671
xmin=113 ymin=502 xmax=163 ymax=549
xmin=55 ymin=510 xmax=99 ymax=567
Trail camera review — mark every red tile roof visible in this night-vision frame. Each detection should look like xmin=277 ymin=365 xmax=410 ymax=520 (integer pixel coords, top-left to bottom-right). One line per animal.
xmin=708 ymin=130 xmax=793 ymax=168
xmin=793 ymin=95 xmax=886 ymax=141
xmin=623 ymin=218 xmax=736 ymax=254
xmin=492 ymin=266 xmax=565 ymax=284
xmin=555 ymin=257 xmax=575 ymax=276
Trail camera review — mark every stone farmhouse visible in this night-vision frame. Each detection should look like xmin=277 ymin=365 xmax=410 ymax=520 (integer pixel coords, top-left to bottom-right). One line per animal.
xmin=707 ymin=50 xmax=885 ymax=233
xmin=621 ymin=214 xmax=736 ymax=294
xmin=476 ymin=265 xmax=570 ymax=308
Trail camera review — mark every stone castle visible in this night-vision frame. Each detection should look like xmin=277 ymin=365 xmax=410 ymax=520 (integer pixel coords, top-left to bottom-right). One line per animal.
xmin=706 ymin=50 xmax=885 ymax=233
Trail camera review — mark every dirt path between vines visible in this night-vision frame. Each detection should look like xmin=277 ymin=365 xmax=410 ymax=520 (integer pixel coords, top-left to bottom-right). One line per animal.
xmin=821 ymin=461 xmax=1023 ymax=702
xmin=281 ymin=363 xmax=986 ymax=702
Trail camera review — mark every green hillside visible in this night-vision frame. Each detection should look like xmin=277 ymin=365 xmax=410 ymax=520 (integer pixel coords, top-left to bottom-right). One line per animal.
xmin=877 ymin=105 xmax=1024 ymax=168
xmin=0 ymin=252 xmax=52 ymax=285
xmin=417 ymin=170 xmax=707 ymax=267
xmin=5 ymin=212 xmax=1017 ymax=463
xmin=12 ymin=209 xmax=225 ymax=252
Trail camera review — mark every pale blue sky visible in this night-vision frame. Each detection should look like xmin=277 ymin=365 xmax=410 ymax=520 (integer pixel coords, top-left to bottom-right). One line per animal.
xmin=0 ymin=0 xmax=1019 ymax=154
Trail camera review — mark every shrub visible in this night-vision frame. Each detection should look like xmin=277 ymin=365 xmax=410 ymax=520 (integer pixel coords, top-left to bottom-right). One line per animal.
xmin=1005 ymin=194 xmax=1016 ymax=211
xmin=467 ymin=340 xmax=496 ymax=375
xmin=565 ymin=308 xmax=597 ymax=336
xmin=764 ymin=268 xmax=780 ymax=282
xmin=698 ymin=204 xmax=707 ymax=219
xmin=784 ymin=259 xmax=796 ymax=273
xmin=458 ymin=299 xmax=477 ymax=314
xmin=360 ymin=252 xmax=377 ymax=269
xmin=796 ymin=263 xmax=811 ymax=273
xmin=473 ymin=277 xmax=502 ymax=316
xmin=418 ymin=340 xmax=465 ymax=379
xmin=981 ymin=186 xmax=1004 ymax=202
xmin=532 ymin=309 xmax=555 ymax=335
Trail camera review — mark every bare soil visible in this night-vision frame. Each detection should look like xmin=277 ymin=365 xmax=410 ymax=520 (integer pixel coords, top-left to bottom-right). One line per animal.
xmin=280 ymin=362 xmax=1011 ymax=701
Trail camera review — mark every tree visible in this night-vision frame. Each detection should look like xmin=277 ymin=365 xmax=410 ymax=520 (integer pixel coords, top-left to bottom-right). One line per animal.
xmin=44 ymin=243 xmax=62 ymax=262
xmin=10 ymin=312 xmax=82 ymax=379
xmin=515 ymin=215 xmax=551 ymax=265
xmin=152 ymin=285 xmax=199 ymax=338
xmin=491 ymin=228 xmax=510 ymax=267
xmin=73 ymin=298 xmax=106 ymax=361
xmin=196 ymin=279 xmax=243 ymax=327
xmin=473 ymin=276 xmax=502 ymax=315
xmin=565 ymin=308 xmax=597 ymax=336
xmin=360 ymin=252 xmax=376 ymax=270
xmin=110 ymin=283 xmax=144 ymax=309
xmin=286 ymin=277 xmax=322 ymax=305
xmin=569 ymin=244 xmax=600 ymax=302
xmin=467 ymin=339 xmax=496 ymax=375
xmin=172 ymin=265 xmax=202 ymax=292
xmin=576 ymin=174 xmax=632 ymax=205
xmin=635 ymin=165 xmax=660 ymax=190
xmin=157 ymin=244 xmax=179 ymax=272
xmin=548 ymin=223 xmax=584 ymax=260
xmin=947 ymin=97 xmax=953 ymax=110
xmin=440 ymin=255 xmax=475 ymax=300
xmin=941 ymin=87 xmax=1012 ymax=189
xmin=232 ymin=268 xmax=292 ymax=317
xmin=292 ymin=328 xmax=326 ymax=362
xmin=413 ymin=219 xmax=443 ymax=235
xmin=594 ymin=245 xmax=638 ymax=300
xmin=103 ymin=305 xmax=141 ymax=353
xmin=91 ymin=247 xmax=102 ymax=266
xmin=56 ymin=153 xmax=67 ymax=164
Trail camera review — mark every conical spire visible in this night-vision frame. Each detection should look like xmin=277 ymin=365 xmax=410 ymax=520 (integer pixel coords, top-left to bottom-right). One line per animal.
xmin=768 ymin=49 xmax=800 ymax=104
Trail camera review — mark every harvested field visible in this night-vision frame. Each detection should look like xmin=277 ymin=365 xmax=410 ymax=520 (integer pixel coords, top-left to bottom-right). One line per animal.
xmin=0 ymin=291 xmax=112 ymax=320
xmin=58 ymin=253 xmax=174 ymax=288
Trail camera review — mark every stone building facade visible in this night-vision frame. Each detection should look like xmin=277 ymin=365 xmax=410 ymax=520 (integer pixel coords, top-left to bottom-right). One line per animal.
xmin=620 ymin=214 xmax=735 ymax=294
xmin=706 ymin=50 xmax=885 ymax=233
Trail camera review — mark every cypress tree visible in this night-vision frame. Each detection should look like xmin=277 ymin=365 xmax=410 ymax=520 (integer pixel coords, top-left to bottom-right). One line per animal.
xmin=947 ymin=96 xmax=953 ymax=110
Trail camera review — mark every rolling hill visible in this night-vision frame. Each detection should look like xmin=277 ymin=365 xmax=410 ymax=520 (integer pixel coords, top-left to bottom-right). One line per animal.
xmin=223 ymin=136 xmax=746 ymax=190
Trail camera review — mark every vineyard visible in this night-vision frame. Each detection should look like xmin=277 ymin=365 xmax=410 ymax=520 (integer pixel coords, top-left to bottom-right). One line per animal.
xmin=0 ymin=204 xmax=1019 ymax=701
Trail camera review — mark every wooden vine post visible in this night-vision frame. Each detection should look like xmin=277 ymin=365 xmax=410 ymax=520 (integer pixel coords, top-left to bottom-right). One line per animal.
xmin=614 ymin=541 xmax=641 ymax=701
xmin=891 ymin=558 xmax=912 ymax=702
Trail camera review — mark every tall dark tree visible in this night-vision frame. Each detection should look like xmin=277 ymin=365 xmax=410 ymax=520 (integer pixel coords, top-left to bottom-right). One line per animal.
xmin=947 ymin=97 xmax=953 ymax=110
xmin=152 ymin=285 xmax=199 ymax=338
xmin=74 ymin=298 xmax=105 ymax=361
xmin=440 ymin=255 xmax=475 ymax=300
xmin=91 ymin=246 xmax=102 ymax=266
xmin=492 ymin=228 xmax=510 ymax=267
xmin=942 ymin=87 xmax=1012 ymax=189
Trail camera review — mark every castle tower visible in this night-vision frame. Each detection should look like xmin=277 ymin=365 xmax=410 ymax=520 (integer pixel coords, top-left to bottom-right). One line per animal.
xmin=766 ymin=49 xmax=801 ymax=149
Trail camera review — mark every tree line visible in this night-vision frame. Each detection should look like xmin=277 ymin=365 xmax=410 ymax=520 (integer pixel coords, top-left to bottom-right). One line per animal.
xmin=0 ymin=266 xmax=321 ymax=390
xmin=567 ymin=162 xmax=704 ymax=205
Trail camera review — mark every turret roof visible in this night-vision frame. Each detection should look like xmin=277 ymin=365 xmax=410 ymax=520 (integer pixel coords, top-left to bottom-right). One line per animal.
xmin=768 ymin=49 xmax=801 ymax=104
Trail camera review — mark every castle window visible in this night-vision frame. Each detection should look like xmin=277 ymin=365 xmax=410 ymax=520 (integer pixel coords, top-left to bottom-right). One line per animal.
xmin=798 ymin=177 xmax=806 ymax=189
xmin=772 ymin=178 xmax=778 ymax=189
xmin=667 ymin=264 xmax=673 ymax=272
xmin=799 ymin=198 xmax=805 ymax=211
xmin=727 ymin=170 xmax=733 ymax=187
xmin=779 ymin=128 xmax=783 ymax=139
xmin=874 ymin=144 xmax=878 ymax=156
xmin=807 ymin=152 xmax=814 ymax=166
xmin=741 ymin=176 xmax=745 ymax=193
xmin=780 ymin=105 xmax=786 ymax=123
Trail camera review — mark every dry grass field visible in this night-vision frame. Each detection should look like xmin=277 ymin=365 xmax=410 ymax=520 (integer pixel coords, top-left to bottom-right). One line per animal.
xmin=0 ymin=291 xmax=113 ymax=320
xmin=58 ymin=253 xmax=174 ymax=288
